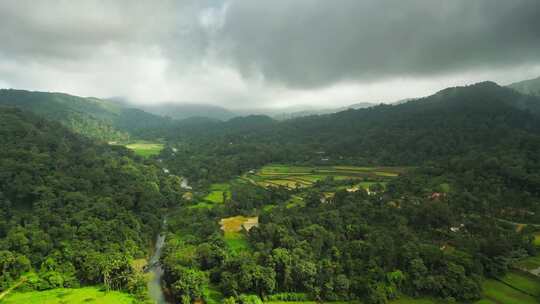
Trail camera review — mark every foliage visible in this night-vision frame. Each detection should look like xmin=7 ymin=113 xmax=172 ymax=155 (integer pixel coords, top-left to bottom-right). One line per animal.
xmin=0 ymin=108 xmax=178 ymax=297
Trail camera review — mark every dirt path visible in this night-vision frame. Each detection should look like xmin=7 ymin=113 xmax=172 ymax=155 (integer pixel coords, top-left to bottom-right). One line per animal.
xmin=0 ymin=276 xmax=27 ymax=301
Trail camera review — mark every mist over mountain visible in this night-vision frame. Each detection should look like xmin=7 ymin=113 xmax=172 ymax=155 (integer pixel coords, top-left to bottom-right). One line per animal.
xmin=2 ymin=1 xmax=540 ymax=302
xmin=138 ymin=103 xmax=237 ymax=121
xmin=508 ymin=76 xmax=540 ymax=97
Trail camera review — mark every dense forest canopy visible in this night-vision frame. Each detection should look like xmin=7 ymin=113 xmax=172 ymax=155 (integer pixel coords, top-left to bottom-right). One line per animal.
xmin=159 ymin=82 xmax=540 ymax=183
xmin=0 ymin=89 xmax=175 ymax=142
xmin=0 ymin=107 xmax=182 ymax=300
xmin=1 ymin=80 xmax=540 ymax=304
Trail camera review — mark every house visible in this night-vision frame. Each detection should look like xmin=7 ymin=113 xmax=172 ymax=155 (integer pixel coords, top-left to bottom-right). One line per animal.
xmin=450 ymin=223 xmax=465 ymax=232
xmin=430 ymin=192 xmax=445 ymax=200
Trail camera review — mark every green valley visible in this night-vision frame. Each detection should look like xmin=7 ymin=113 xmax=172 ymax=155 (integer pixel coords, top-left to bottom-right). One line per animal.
xmin=2 ymin=6 xmax=540 ymax=303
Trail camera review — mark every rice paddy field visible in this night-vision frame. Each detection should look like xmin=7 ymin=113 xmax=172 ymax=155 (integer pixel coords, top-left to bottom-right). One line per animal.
xmin=219 ymin=215 xmax=258 ymax=253
xmin=515 ymin=255 xmax=540 ymax=271
xmin=2 ymin=287 xmax=135 ymax=304
xmin=203 ymin=183 xmax=231 ymax=203
xmin=123 ymin=141 xmax=164 ymax=157
xmin=480 ymin=279 xmax=539 ymax=304
xmin=245 ymin=164 xmax=406 ymax=190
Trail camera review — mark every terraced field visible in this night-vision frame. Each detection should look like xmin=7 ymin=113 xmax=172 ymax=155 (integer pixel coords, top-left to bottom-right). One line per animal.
xmin=246 ymin=164 xmax=406 ymax=190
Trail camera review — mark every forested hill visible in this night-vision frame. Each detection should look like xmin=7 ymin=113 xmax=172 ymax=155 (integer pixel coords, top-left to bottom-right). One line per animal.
xmin=0 ymin=89 xmax=174 ymax=141
xmin=0 ymin=107 xmax=183 ymax=297
xmin=508 ymin=75 xmax=540 ymax=97
xmin=161 ymin=82 xmax=540 ymax=182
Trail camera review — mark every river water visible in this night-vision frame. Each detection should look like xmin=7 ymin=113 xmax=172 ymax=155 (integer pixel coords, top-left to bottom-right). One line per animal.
xmin=147 ymin=220 xmax=167 ymax=304
xmin=147 ymin=174 xmax=190 ymax=303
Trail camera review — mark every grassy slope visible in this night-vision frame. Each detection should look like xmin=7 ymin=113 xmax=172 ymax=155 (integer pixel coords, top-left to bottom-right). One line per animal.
xmin=2 ymin=287 xmax=134 ymax=304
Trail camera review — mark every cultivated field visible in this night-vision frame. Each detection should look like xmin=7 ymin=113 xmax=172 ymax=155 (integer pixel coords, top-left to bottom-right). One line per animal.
xmin=124 ymin=141 xmax=164 ymax=157
xmin=245 ymin=164 xmax=405 ymax=191
xmin=2 ymin=287 xmax=134 ymax=304
xmin=480 ymin=279 xmax=539 ymax=304
xmin=203 ymin=183 xmax=231 ymax=204
xmin=219 ymin=215 xmax=258 ymax=252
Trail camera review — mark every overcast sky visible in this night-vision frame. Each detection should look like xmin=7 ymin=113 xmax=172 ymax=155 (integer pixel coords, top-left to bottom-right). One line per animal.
xmin=1 ymin=0 xmax=540 ymax=109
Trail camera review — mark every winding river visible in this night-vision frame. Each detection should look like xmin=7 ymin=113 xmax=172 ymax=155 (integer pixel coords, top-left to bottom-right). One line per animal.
xmin=147 ymin=219 xmax=167 ymax=304
xmin=146 ymin=174 xmax=190 ymax=303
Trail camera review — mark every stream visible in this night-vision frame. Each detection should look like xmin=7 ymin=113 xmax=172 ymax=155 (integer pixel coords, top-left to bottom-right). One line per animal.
xmin=147 ymin=218 xmax=168 ymax=304
xmin=147 ymin=175 xmax=190 ymax=303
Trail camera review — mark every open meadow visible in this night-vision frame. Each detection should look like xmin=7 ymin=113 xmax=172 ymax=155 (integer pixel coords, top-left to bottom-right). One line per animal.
xmin=2 ymin=287 xmax=134 ymax=304
xmin=123 ymin=141 xmax=164 ymax=157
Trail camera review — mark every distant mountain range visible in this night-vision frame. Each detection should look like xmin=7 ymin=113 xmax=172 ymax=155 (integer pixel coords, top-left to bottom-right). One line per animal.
xmin=107 ymin=97 xmax=238 ymax=121
xmin=165 ymin=81 xmax=540 ymax=164
xmin=2 ymin=75 xmax=539 ymax=143
xmin=109 ymin=97 xmax=381 ymax=121
xmin=507 ymin=76 xmax=540 ymax=97
xmin=271 ymin=102 xmax=376 ymax=120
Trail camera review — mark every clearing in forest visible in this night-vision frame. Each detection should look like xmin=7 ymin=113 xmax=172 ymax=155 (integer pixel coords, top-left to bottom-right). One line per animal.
xmin=220 ymin=215 xmax=258 ymax=232
xmin=123 ymin=141 xmax=164 ymax=157
xmin=203 ymin=183 xmax=231 ymax=204
xmin=249 ymin=164 xmax=406 ymax=190
xmin=219 ymin=216 xmax=258 ymax=252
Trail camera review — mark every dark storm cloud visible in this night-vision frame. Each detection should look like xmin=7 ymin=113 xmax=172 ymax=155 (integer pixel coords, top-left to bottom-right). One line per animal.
xmin=218 ymin=0 xmax=540 ymax=88
xmin=0 ymin=0 xmax=539 ymax=106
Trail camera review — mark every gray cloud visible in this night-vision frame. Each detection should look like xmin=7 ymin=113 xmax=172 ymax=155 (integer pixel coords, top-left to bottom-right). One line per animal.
xmin=0 ymin=0 xmax=539 ymax=108
xmin=218 ymin=0 xmax=540 ymax=88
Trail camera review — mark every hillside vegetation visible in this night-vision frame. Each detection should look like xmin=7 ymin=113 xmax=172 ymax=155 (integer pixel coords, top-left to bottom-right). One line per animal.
xmin=508 ymin=76 xmax=540 ymax=97
xmin=0 ymin=107 xmax=183 ymax=301
xmin=0 ymin=89 xmax=174 ymax=141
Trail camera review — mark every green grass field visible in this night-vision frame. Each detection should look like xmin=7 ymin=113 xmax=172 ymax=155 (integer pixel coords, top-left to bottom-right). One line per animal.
xmin=203 ymin=183 xmax=231 ymax=204
xmin=389 ymin=297 xmax=440 ymax=304
xmin=2 ymin=287 xmax=134 ymax=304
xmin=481 ymin=279 xmax=539 ymax=304
xmin=500 ymin=270 xmax=540 ymax=296
xmin=264 ymin=298 xmax=438 ymax=304
xmin=220 ymin=216 xmax=257 ymax=253
xmin=124 ymin=142 xmax=164 ymax=157
xmin=204 ymin=191 xmax=226 ymax=203
xmin=224 ymin=231 xmax=250 ymax=253
xmin=515 ymin=255 xmax=540 ymax=271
